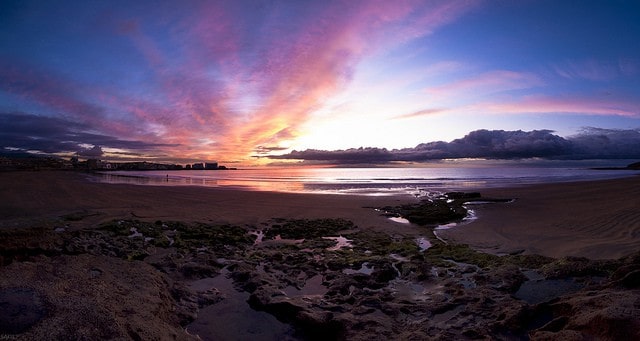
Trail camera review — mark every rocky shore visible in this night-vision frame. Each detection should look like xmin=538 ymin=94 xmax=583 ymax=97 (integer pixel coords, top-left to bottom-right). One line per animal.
xmin=1 ymin=192 xmax=639 ymax=340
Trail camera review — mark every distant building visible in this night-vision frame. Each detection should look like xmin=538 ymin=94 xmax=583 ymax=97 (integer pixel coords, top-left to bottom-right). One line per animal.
xmin=87 ymin=159 xmax=101 ymax=169
xmin=204 ymin=162 xmax=218 ymax=170
xmin=192 ymin=163 xmax=204 ymax=170
xmin=185 ymin=164 xmax=192 ymax=170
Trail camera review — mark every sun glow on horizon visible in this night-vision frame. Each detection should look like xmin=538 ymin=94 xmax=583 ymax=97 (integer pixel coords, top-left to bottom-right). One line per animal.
xmin=1 ymin=1 xmax=639 ymax=165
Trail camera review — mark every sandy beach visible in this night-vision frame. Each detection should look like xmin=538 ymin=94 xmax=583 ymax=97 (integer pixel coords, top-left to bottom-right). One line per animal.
xmin=0 ymin=170 xmax=413 ymax=232
xmin=2 ymin=170 xmax=640 ymax=340
xmin=438 ymin=175 xmax=640 ymax=259
xmin=2 ymin=171 xmax=639 ymax=260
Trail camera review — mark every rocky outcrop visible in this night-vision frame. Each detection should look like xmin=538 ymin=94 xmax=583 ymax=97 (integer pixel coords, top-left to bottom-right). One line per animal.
xmin=627 ymin=161 xmax=640 ymax=170
xmin=379 ymin=192 xmax=511 ymax=226
xmin=1 ymin=209 xmax=639 ymax=340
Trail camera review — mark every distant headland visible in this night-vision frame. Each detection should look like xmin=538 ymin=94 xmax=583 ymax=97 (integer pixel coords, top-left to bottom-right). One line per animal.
xmin=0 ymin=153 xmax=236 ymax=171
xmin=591 ymin=161 xmax=640 ymax=170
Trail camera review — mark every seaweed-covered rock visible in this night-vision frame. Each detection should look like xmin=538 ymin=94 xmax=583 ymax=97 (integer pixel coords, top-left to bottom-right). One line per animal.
xmin=2 ymin=217 xmax=639 ymax=340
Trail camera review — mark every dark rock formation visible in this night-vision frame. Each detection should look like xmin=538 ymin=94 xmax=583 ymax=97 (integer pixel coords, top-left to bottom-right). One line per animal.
xmin=380 ymin=192 xmax=511 ymax=226
xmin=1 ymin=214 xmax=638 ymax=340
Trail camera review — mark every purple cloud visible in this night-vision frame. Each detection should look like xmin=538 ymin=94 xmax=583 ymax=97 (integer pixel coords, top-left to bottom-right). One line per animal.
xmin=268 ymin=129 xmax=640 ymax=163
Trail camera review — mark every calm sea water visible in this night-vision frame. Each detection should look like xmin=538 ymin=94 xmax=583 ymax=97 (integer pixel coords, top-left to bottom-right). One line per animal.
xmin=95 ymin=159 xmax=639 ymax=196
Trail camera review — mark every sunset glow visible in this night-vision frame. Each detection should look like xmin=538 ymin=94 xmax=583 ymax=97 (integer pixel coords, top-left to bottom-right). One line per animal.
xmin=1 ymin=0 xmax=639 ymax=165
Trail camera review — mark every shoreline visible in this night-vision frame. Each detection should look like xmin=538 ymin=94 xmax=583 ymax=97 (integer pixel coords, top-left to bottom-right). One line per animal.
xmin=0 ymin=170 xmax=416 ymax=234
xmin=1 ymin=170 xmax=640 ymax=259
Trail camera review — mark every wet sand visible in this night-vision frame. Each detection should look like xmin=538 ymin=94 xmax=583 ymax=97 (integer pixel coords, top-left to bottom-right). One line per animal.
xmin=1 ymin=170 xmax=639 ymax=260
xmin=438 ymin=175 xmax=640 ymax=259
xmin=0 ymin=171 xmax=413 ymax=233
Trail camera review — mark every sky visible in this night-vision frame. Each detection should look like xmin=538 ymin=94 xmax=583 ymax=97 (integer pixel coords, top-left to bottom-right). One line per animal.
xmin=1 ymin=0 xmax=640 ymax=165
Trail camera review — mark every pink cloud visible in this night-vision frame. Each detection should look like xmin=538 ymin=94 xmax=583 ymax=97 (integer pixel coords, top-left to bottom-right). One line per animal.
xmin=392 ymin=108 xmax=449 ymax=120
xmin=114 ymin=0 xmax=482 ymax=162
xmin=1 ymin=1 xmax=482 ymax=163
xmin=0 ymin=58 xmax=186 ymax=150
xmin=478 ymin=95 xmax=640 ymax=117
xmin=214 ymin=0 xmax=480 ymax=160
xmin=0 ymin=61 xmax=103 ymax=118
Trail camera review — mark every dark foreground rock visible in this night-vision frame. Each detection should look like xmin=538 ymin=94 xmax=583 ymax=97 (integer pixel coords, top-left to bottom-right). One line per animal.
xmin=0 ymin=254 xmax=191 ymax=339
xmin=0 ymin=287 xmax=46 ymax=334
xmin=1 ymin=212 xmax=639 ymax=340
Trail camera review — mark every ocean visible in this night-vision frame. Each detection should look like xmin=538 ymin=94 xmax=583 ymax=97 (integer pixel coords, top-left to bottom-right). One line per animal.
xmin=94 ymin=159 xmax=639 ymax=197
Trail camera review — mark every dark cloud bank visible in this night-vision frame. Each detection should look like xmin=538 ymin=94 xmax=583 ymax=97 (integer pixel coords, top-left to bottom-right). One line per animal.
xmin=269 ymin=128 xmax=640 ymax=164
xmin=2 ymin=112 xmax=639 ymax=163
xmin=0 ymin=112 xmax=175 ymax=159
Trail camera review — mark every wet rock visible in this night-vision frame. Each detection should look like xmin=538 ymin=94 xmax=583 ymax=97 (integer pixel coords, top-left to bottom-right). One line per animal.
xmin=611 ymin=268 xmax=640 ymax=289
xmin=484 ymin=264 xmax=527 ymax=293
xmin=371 ymin=263 xmax=398 ymax=285
xmin=264 ymin=218 xmax=356 ymax=240
xmin=530 ymin=290 xmax=640 ymax=340
xmin=541 ymin=256 xmax=616 ymax=278
xmin=296 ymin=310 xmax=345 ymax=341
xmin=2 ymin=218 xmax=639 ymax=340
xmin=400 ymin=200 xmax=468 ymax=226
xmin=381 ymin=192 xmax=512 ymax=227
xmin=179 ymin=262 xmax=220 ymax=279
xmin=445 ymin=192 xmax=482 ymax=200
xmin=537 ymin=315 xmax=569 ymax=332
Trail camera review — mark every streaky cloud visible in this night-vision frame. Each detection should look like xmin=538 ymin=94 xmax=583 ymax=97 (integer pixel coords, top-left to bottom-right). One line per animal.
xmin=0 ymin=112 xmax=176 ymax=157
xmin=392 ymin=108 xmax=448 ymax=120
xmin=478 ymin=95 xmax=640 ymax=117
xmin=425 ymin=70 xmax=543 ymax=98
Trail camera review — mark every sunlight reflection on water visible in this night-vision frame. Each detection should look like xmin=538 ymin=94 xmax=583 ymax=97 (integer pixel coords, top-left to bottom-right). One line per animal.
xmin=95 ymin=161 xmax=640 ymax=196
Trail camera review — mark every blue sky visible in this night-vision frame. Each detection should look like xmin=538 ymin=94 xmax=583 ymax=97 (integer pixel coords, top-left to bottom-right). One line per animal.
xmin=1 ymin=0 xmax=639 ymax=164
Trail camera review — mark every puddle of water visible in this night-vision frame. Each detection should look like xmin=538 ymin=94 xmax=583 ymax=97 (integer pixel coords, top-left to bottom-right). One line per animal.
xmin=249 ymin=230 xmax=265 ymax=245
xmin=459 ymin=275 xmax=476 ymax=289
xmin=389 ymin=217 xmax=410 ymax=224
xmin=522 ymin=269 xmax=544 ymax=281
xmin=323 ymin=236 xmax=353 ymax=251
xmin=434 ymin=222 xmax=457 ymax=230
xmin=343 ymin=262 xmax=374 ymax=275
xmin=389 ymin=253 xmax=411 ymax=277
xmin=514 ymin=278 xmax=583 ymax=305
xmin=252 ymin=233 xmax=305 ymax=246
xmin=186 ymin=270 xmax=296 ymax=341
xmin=389 ymin=280 xmax=428 ymax=301
xmin=416 ymin=237 xmax=432 ymax=251
xmin=389 ymin=253 xmax=409 ymax=262
xmin=442 ymin=260 xmax=479 ymax=289
xmin=128 ymin=227 xmax=143 ymax=238
xmin=434 ymin=208 xmax=477 ymax=231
